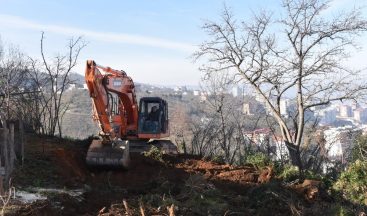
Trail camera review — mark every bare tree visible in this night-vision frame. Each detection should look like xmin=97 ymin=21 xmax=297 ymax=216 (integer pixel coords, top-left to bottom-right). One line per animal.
xmin=189 ymin=116 xmax=220 ymax=157
xmin=194 ymin=73 xmax=245 ymax=164
xmin=0 ymin=44 xmax=28 ymax=121
xmin=0 ymin=179 xmax=15 ymax=216
xmin=194 ymin=1 xmax=367 ymax=173
xmin=170 ymin=104 xmax=191 ymax=154
xmin=27 ymin=32 xmax=86 ymax=137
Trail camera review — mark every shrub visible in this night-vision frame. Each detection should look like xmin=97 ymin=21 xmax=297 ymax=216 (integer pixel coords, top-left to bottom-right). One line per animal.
xmin=333 ymin=160 xmax=367 ymax=205
xmin=304 ymin=170 xmax=322 ymax=181
xmin=143 ymin=146 xmax=164 ymax=163
xmin=278 ymin=164 xmax=299 ymax=182
xmin=246 ymin=152 xmax=271 ymax=168
xmin=329 ymin=205 xmax=354 ymax=216
xmin=350 ymin=134 xmax=367 ymax=162
xmin=211 ymin=155 xmax=225 ymax=164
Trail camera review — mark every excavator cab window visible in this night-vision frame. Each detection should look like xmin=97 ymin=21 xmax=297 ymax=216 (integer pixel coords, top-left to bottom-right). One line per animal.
xmin=138 ymin=97 xmax=168 ymax=134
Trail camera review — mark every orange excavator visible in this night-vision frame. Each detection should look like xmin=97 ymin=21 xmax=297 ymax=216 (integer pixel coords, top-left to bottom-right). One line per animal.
xmin=85 ymin=60 xmax=177 ymax=168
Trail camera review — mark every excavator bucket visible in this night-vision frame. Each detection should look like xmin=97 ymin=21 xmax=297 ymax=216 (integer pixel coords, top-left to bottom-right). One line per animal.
xmin=86 ymin=139 xmax=177 ymax=168
xmin=86 ymin=140 xmax=130 ymax=168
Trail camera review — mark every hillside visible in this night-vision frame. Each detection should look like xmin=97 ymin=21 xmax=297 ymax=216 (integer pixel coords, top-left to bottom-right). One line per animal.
xmin=61 ymin=89 xmax=99 ymax=139
xmin=3 ymin=134 xmax=362 ymax=215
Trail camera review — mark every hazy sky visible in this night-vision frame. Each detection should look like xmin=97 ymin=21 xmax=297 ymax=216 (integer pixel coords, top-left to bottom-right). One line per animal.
xmin=0 ymin=0 xmax=366 ymax=86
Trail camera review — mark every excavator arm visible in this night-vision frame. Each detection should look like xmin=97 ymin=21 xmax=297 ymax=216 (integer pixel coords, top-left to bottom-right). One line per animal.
xmin=85 ymin=60 xmax=139 ymax=140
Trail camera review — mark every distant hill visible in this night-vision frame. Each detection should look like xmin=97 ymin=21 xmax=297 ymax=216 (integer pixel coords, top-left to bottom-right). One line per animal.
xmin=68 ymin=72 xmax=197 ymax=91
xmin=69 ymin=73 xmax=85 ymax=87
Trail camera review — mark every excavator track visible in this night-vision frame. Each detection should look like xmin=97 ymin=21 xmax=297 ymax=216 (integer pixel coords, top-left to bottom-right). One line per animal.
xmin=86 ymin=139 xmax=177 ymax=168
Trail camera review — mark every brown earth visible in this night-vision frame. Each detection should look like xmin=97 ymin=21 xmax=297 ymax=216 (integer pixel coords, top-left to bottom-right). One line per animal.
xmin=4 ymin=135 xmax=355 ymax=216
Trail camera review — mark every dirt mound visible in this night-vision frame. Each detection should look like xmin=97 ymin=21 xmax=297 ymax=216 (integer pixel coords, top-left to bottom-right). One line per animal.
xmin=53 ymin=148 xmax=87 ymax=184
xmin=49 ymin=146 xmax=272 ymax=191
xmin=85 ymin=154 xmax=189 ymax=190
xmin=175 ymin=159 xmax=273 ymax=184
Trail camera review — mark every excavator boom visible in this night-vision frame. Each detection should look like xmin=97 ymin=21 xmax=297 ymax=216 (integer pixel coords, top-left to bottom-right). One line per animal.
xmin=85 ymin=60 xmax=139 ymax=139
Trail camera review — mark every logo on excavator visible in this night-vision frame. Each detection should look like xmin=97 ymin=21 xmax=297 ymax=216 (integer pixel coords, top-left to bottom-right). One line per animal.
xmin=113 ymin=79 xmax=123 ymax=87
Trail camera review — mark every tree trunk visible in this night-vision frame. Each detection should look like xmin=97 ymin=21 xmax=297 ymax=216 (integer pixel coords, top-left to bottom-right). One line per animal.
xmin=0 ymin=128 xmax=9 ymax=185
xmin=57 ymin=118 xmax=62 ymax=138
xmin=19 ymin=120 xmax=24 ymax=165
xmin=285 ymin=141 xmax=303 ymax=174
xmin=182 ymin=140 xmax=187 ymax=154
xmin=8 ymin=123 xmax=15 ymax=173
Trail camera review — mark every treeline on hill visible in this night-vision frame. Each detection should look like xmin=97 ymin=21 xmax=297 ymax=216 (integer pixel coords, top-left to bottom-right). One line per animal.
xmin=0 ymin=32 xmax=86 ymax=137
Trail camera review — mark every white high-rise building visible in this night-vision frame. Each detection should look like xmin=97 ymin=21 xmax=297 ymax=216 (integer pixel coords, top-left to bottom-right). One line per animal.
xmin=280 ymin=99 xmax=289 ymax=118
xmin=354 ymin=108 xmax=367 ymax=123
xmin=232 ymin=87 xmax=238 ymax=97
xmin=339 ymin=105 xmax=352 ymax=118
xmin=323 ymin=126 xmax=359 ymax=161
xmin=243 ymin=103 xmax=254 ymax=115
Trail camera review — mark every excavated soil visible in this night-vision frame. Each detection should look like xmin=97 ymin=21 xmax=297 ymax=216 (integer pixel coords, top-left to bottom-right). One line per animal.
xmin=5 ymin=135 xmax=351 ymax=216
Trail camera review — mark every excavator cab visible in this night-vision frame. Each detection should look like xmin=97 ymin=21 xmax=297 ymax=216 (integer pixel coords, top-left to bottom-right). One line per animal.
xmin=138 ymin=97 xmax=168 ymax=136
